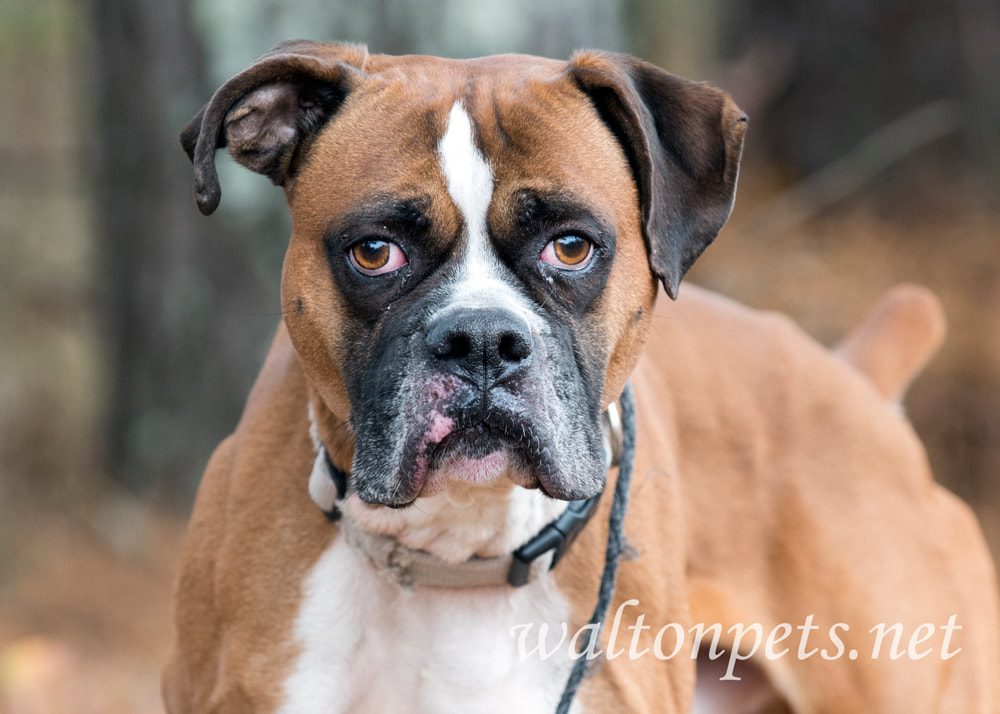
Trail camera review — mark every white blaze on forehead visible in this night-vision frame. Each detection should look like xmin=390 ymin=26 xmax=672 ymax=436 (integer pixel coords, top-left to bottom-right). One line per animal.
xmin=439 ymin=102 xmax=494 ymax=252
xmin=436 ymin=102 xmax=543 ymax=330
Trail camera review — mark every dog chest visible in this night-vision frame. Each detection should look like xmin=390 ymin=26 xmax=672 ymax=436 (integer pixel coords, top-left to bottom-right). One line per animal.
xmin=277 ymin=535 xmax=581 ymax=714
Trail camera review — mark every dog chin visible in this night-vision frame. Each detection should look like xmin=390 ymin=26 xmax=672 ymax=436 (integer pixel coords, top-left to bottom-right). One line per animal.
xmin=419 ymin=459 xmax=606 ymax=505
xmin=351 ymin=448 xmax=521 ymax=506
xmin=419 ymin=450 xmax=511 ymax=495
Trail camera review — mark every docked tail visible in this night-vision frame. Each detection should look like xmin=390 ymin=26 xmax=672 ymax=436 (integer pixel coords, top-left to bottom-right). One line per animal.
xmin=835 ymin=284 xmax=946 ymax=402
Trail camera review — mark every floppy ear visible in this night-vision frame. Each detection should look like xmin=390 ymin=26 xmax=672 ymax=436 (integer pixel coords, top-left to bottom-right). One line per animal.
xmin=180 ymin=40 xmax=369 ymax=215
xmin=569 ymin=52 xmax=747 ymax=298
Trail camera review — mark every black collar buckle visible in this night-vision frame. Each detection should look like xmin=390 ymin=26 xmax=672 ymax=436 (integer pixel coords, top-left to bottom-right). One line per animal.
xmin=507 ymin=493 xmax=602 ymax=587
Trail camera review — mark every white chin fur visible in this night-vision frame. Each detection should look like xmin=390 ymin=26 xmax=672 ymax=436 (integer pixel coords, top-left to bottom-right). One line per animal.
xmin=343 ymin=479 xmax=566 ymax=564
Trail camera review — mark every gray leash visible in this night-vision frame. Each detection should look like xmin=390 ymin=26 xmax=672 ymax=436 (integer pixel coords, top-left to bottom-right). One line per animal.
xmin=555 ymin=382 xmax=636 ymax=713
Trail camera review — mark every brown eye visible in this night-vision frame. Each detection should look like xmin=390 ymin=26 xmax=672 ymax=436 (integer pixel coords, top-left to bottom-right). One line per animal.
xmin=352 ymin=240 xmax=389 ymax=270
xmin=348 ymin=240 xmax=407 ymax=276
xmin=541 ymin=235 xmax=594 ymax=270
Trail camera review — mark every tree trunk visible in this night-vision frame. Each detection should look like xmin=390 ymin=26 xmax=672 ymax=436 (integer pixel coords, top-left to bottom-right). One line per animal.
xmin=89 ymin=0 xmax=278 ymax=500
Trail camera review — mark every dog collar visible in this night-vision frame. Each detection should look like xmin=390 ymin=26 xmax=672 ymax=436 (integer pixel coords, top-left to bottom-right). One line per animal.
xmin=307 ymin=402 xmax=624 ymax=588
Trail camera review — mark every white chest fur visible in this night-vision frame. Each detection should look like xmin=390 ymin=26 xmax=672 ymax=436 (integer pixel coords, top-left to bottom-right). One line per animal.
xmin=277 ymin=534 xmax=580 ymax=714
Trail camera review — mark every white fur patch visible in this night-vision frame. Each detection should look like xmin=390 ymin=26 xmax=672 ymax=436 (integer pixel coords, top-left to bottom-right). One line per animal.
xmin=344 ymin=480 xmax=567 ymax=563
xmin=278 ymin=530 xmax=579 ymax=713
xmin=307 ymin=402 xmax=340 ymax=512
xmin=288 ymin=402 xmax=577 ymax=711
xmin=436 ymin=102 xmax=544 ymax=332
xmin=439 ymin=102 xmax=494 ymax=260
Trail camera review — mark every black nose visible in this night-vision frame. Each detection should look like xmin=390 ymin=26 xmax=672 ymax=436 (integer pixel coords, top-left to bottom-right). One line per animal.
xmin=425 ymin=307 xmax=533 ymax=384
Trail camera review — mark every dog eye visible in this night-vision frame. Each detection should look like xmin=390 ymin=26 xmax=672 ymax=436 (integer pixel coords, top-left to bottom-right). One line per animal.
xmin=540 ymin=235 xmax=594 ymax=270
xmin=349 ymin=239 xmax=408 ymax=276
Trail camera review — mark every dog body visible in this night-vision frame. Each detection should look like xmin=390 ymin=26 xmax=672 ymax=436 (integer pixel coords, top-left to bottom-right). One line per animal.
xmin=164 ymin=42 xmax=999 ymax=713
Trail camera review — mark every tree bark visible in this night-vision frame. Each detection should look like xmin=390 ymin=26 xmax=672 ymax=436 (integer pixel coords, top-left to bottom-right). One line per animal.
xmin=88 ymin=0 xmax=278 ymax=500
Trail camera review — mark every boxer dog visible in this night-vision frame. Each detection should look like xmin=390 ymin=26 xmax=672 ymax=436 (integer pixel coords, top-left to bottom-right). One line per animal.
xmin=164 ymin=41 xmax=999 ymax=713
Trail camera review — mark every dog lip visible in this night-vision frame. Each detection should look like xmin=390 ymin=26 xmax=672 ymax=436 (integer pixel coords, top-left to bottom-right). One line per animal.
xmin=389 ymin=409 xmax=544 ymax=499
xmin=358 ymin=396 xmax=600 ymax=505
xmin=426 ymin=424 xmax=504 ymax=467
xmin=353 ymin=484 xmax=419 ymax=509
xmin=535 ymin=475 xmax=605 ymax=501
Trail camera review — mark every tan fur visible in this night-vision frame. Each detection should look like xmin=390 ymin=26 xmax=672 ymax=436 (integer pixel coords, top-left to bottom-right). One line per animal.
xmin=631 ymin=287 xmax=999 ymax=712
xmin=167 ymin=288 xmax=1000 ymax=712
xmin=166 ymin=46 xmax=999 ymax=713
xmin=164 ymin=326 xmax=336 ymax=711
xmin=281 ymin=54 xmax=657 ymax=472
xmin=836 ymin=283 xmax=947 ymax=402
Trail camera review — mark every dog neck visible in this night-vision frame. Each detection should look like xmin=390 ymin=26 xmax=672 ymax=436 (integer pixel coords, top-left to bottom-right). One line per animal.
xmin=342 ymin=483 xmax=568 ymax=564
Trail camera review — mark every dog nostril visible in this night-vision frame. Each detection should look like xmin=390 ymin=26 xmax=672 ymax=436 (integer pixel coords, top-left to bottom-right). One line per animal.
xmin=431 ymin=331 xmax=472 ymax=360
xmin=449 ymin=334 xmax=472 ymax=360
xmin=498 ymin=332 xmax=531 ymax=362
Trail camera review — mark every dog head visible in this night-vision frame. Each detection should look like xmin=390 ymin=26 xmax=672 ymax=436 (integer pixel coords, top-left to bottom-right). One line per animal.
xmin=181 ymin=41 xmax=745 ymax=506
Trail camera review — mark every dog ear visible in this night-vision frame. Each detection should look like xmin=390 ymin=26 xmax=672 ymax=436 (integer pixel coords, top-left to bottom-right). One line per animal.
xmin=180 ymin=40 xmax=368 ymax=216
xmin=569 ymin=52 xmax=746 ymax=298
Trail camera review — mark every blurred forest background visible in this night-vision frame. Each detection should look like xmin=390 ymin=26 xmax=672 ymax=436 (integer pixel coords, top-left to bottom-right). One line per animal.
xmin=1 ymin=0 xmax=998 ymax=710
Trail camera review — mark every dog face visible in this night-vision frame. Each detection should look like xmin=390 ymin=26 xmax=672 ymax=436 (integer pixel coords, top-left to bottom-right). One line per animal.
xmin=181 ymin=43 xmax=745 ymax=506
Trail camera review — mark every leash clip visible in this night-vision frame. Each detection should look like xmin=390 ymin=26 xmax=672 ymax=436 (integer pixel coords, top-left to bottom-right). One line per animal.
xmin=507 ymin=494 xmax=601 ymax=587
xmin=507 ymin=402 xmax=623 ymax=587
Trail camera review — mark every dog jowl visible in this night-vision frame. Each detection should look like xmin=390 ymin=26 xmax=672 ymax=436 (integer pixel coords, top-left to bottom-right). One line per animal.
xmin=180 ymin=41 xmax=745 ymax=507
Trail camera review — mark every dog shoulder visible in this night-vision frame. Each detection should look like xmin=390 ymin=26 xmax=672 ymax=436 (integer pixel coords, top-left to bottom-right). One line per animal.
xmin=163 ymin=431 xmax=235 ymax=711
xmin=165 ymin=323 xmax=326 ymax=711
